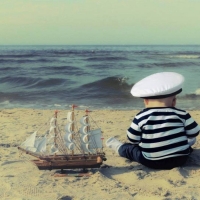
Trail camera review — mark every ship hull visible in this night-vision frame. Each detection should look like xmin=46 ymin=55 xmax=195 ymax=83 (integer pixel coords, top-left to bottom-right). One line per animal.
xmin=32 ymin=154 xmax=105 ymax=170
xmin=32 ymin=158 xmax=101 ymax=170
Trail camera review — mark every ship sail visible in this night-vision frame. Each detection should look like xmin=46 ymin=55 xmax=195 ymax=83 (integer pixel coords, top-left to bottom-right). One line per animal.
xmin=21 ymin=114 xmax=59 ymax=154
xmin=64 ymin=111 xmax=75 ymax=151
xmin=49 ymin=115 xmax=59 ymax=153
xmin=79 ymin=113 xmax=103 ymax=153
xmin=21 ymin=131 xmax=47 ymax=153
xmin=88 ymin=128 xmax=103 ymax=149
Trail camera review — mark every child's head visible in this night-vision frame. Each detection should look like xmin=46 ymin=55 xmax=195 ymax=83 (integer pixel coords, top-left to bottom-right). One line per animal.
xmin=143 ymin=95 xmax=176 ymax=108
xmin=130 ymin=72 xmax=184 ymax=107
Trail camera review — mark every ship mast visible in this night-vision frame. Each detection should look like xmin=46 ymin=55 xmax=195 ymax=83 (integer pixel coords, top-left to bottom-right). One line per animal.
xmin=71 ymin=104 xmax=76 ymax=155
xmin=53 ymin=110 xmax=58 ymax=155
xmin=85 ymin=109 xmax=90 ymax=134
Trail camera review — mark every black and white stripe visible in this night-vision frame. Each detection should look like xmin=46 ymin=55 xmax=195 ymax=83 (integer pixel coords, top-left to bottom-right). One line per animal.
xmin=127 ymin=107 xmax=200 ymax=160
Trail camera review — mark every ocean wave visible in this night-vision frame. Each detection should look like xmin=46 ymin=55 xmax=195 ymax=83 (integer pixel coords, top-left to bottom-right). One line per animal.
xmin=0 ymin=76 xmax=41 ymax=87
xmin=0 ymin=53 xmax=39 ymax=58
xmin=0 ymin=58 xmax=56 ymax=64
xmin=154 ymin=62 xmax=195 ymax=67
xmin=85 ymin=63 xmax=129 ymax=70
xmin=25 ymin=78 xmax=67 ymax=89
xmin=40 ymin=65 xmax=76 ymax=71
xmin=137 ymin=61 xmax=197 ymax=68
xmin=167 ymin=55 xmax=200 ymax=59
xmin=72 ymin=76 xmax=132 ymax=101
xmin=83 ymin=76 xmax=131 ymax=89
xmin=0 ymin=76 xmax=69 ymax=91
xmin=39 ymin=65 xmax=87 ymax=76
xmin=0 ymin=66 xmax=20 ymax=71
xmin=48 ymin=49 xmax=97 ymax=56
xmin=86 ymin=56 xmax=128 ymax=62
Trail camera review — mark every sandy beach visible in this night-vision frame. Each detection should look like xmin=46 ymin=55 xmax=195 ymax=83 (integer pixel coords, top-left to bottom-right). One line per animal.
xmin=0 ymin=108 xmax=200 ymax=200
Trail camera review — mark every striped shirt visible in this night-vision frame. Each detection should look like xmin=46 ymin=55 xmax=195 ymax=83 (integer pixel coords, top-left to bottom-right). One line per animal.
xmin=127 ymin=107 xmax=200 ymax=160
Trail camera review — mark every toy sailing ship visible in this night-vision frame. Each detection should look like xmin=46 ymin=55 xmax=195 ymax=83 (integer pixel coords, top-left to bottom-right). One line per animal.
xmin=18 ymin=105 xmax=106 ymax=171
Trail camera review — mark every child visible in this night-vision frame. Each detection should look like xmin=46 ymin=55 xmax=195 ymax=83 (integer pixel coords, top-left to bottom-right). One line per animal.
xmin=106 ymin=72 xmax=200 ymax=169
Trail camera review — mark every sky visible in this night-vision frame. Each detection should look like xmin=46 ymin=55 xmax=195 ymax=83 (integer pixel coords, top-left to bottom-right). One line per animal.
xmin=0 ymin=0 xmax=200 ymax=45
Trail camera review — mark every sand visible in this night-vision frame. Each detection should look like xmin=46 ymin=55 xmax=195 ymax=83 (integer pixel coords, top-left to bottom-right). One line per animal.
xmin=0 ymin=108 xmax=200 ymax=200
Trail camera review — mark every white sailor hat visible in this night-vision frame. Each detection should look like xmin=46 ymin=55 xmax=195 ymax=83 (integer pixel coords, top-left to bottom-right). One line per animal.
xmin=130 ymin=72 xmax=184 ymax=99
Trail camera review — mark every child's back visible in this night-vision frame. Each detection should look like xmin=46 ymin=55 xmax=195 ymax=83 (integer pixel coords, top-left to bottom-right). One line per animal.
xmin=128 ymin=106 xmax=198 ymax=161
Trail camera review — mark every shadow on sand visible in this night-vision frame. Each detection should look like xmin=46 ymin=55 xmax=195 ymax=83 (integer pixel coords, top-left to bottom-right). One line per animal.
xmin=100 ymin=148 xmax=200 ymax=179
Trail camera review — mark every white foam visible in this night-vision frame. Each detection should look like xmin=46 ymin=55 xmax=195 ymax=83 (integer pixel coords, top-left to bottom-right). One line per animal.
xmin=195 ymin=88 xmax=200 ymax=95
xmin=54 ymin=104 xmax=61 ymax=107
xmin=0 ymin=100 xmax=10 ymax=105
xmin=168 ymin=55 xmax=199 ymax=59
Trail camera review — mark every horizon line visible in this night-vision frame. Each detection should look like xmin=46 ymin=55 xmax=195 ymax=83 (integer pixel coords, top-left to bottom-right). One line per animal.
xmin=1 ymin=44 xmax=200 ymax=46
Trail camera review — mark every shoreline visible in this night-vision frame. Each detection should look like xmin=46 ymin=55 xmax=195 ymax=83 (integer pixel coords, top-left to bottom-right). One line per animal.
xmin=1 ymin=108 xmax=200 ymax=199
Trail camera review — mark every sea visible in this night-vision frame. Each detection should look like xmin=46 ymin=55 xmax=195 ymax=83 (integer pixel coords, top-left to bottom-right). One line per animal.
xmin=0 ymin=45 xmax=200 ymax=110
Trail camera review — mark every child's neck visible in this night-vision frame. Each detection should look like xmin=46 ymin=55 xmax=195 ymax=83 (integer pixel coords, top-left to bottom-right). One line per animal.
xmin=145 ymin=101 xmax=170 ymax=108
xmin=144 ymin=98 xmax=174 ymax=108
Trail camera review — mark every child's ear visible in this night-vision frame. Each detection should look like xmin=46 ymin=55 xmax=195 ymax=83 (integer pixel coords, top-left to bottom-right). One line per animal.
xmin=172 ymin=97 xmax=176 ymax=107
xmin=144 ymin=99 xmax=149 ymax=106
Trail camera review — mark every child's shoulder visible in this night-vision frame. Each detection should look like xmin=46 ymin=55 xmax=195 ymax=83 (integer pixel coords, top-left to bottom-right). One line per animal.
xmin=171 ymin=107 xmax=187 ymax=113
xmin=136 ymin=107 xmax=187 ymax=116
